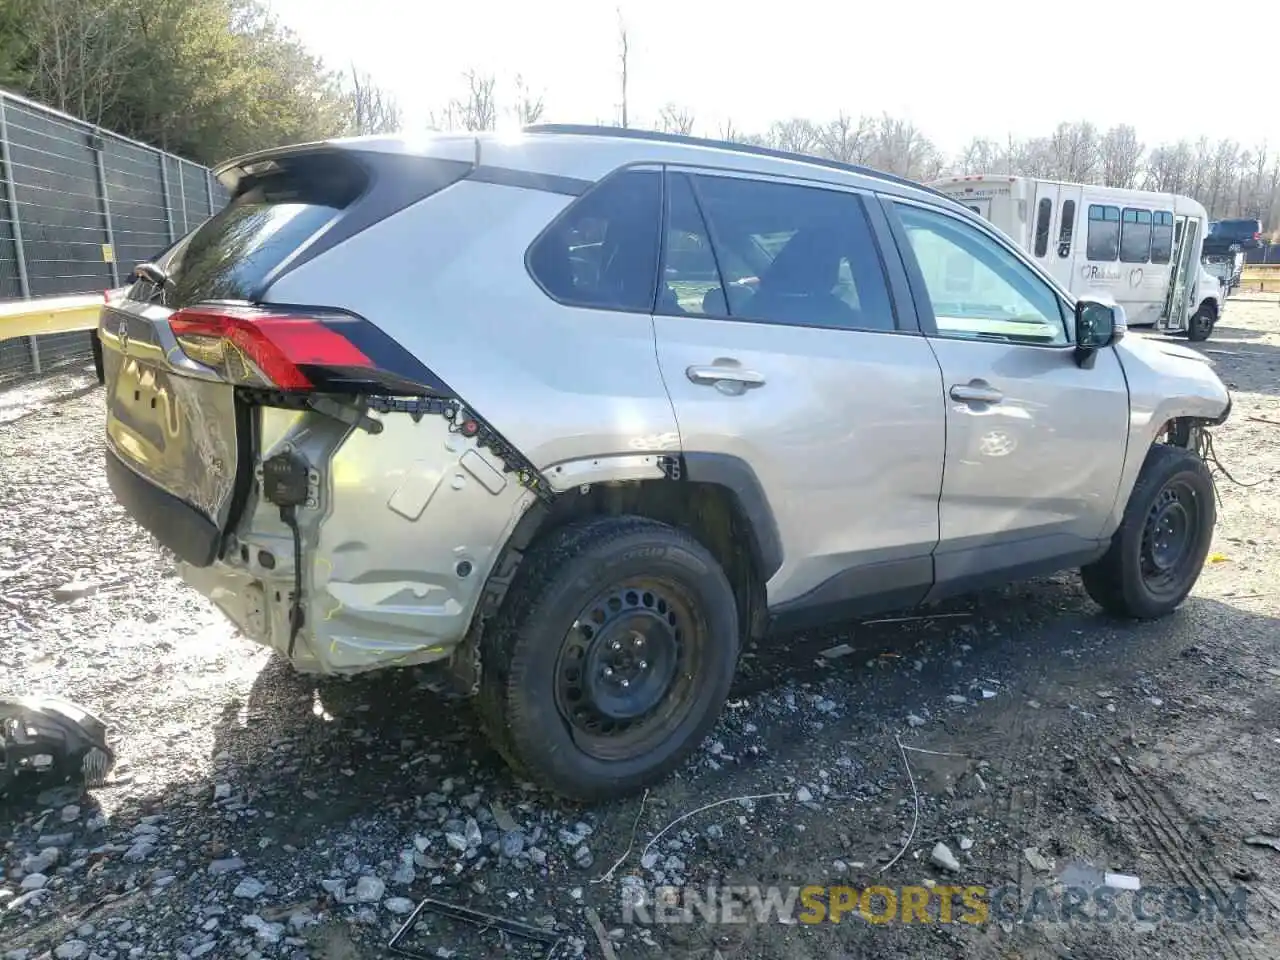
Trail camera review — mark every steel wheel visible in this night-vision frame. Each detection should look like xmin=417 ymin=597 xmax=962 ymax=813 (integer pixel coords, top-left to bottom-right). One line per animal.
xmin=554 ymin=577 xmax=702 ymax=762
xmin=1139 ymin=479 xmax=1202 ymax=596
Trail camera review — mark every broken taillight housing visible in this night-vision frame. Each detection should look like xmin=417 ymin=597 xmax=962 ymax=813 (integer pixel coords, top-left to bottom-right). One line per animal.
xmin=169 ymin=305 xmax=373 ymax=391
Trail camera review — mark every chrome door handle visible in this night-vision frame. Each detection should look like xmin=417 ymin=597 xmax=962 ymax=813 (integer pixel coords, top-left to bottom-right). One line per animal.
xmin=949 ymin=382 xmax=1003 ymax=404
xmin=686 ymin=365 xmax=766 ymax=387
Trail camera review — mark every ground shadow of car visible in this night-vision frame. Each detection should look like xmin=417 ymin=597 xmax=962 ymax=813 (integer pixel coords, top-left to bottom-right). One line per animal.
xmin=3 ymin=590 xmax=1276 ymax=960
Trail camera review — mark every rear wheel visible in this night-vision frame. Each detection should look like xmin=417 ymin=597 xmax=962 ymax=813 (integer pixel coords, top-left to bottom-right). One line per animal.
xmin=1081 ymin=444 xmax=1215 ymax=618
xmin=477 ymin=516 xmax=740 ymax=801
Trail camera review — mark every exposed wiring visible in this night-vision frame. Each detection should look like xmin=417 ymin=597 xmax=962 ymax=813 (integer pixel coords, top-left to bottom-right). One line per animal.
xmin=1197 ymin=428 xmax=1269 ymax=493
xmin=280 ymin=505 xmax=304 ymax=660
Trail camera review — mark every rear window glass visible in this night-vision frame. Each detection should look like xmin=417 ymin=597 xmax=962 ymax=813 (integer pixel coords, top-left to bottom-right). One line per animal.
xmin=148 ymin=154 xmax=367 ymax=308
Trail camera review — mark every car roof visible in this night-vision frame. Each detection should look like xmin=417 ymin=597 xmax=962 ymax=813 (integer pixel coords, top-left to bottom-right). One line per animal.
xmin=517 ymin=124 xmax=953 ymax=201
xmin=220 ymin=126 xmax=960 ymax=210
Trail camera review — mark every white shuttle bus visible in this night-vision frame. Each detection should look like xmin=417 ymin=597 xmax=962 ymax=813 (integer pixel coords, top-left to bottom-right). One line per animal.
xmin=928 ymin=175 xmax=1223 ymax=341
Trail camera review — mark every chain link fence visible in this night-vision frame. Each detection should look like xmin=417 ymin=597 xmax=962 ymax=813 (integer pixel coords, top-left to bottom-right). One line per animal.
xmin=0 ymin=90 xmax=229 ymax=385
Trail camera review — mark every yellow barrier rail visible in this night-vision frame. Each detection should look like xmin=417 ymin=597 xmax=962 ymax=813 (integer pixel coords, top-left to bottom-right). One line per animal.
xmin=1241 ymin=264 xmax=1280 ymax=293
xmin=0 ymin=293 xmax=105 ymax=342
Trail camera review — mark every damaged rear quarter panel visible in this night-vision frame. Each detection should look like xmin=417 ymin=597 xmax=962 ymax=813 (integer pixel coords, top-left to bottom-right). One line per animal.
xmin=206 ymin=405 xmax=537 ymax=674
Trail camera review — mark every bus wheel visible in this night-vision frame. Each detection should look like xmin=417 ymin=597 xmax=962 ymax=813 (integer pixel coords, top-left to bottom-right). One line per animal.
xmin=1186 ymin=305 xmax=1215 ymax=343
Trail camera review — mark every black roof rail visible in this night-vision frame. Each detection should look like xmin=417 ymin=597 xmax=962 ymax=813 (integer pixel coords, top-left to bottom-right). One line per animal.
xmin=520 ymin=123 xmax=953 ymax=202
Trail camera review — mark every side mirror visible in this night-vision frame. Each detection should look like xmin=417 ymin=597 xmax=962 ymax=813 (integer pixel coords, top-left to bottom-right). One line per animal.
xmin=1073 ymin=299 xmax=1123 ymax=368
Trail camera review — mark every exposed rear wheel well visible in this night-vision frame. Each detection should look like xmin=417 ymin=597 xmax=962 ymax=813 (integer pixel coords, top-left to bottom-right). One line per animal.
xmin=1198 ymin=298 xmax=1219 ymax=320
xmin=474 ymin=480 xmax=768 ymax=661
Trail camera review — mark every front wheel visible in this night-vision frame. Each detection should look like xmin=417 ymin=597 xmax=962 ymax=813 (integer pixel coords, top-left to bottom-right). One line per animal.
xmin=1186 ymin=306 xmax=1215 ymax=342
xmin=1081 ymin=444 xmax=1215 ymax=619
xmin=477 ymin=516 xmax=740 ymax=802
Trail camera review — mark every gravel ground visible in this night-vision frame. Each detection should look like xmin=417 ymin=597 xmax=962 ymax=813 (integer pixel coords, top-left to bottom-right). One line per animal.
xmin=2 ymin=296 xmax=1280 ymax=960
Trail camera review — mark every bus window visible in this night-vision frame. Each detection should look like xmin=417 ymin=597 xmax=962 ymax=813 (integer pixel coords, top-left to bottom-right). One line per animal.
xmin=1120 ymin=208 xmax=1152 ymax=263
xmin=1087 ymin=205 xmax=1120 ymax=261
xmin=1034 ymin=198 xmax=1053 ymax=257
xmin=1058 ymin=200 xmax=1076 ymax=257
xmin=1151 ymin=212 xmax=1174 ymax=264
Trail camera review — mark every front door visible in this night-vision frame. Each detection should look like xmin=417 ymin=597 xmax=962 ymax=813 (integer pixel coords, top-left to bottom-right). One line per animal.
xmin=883 ymin=198 xmax=1130 ymax=595
xmin=652 ymin=168 xmax=947 ymax=618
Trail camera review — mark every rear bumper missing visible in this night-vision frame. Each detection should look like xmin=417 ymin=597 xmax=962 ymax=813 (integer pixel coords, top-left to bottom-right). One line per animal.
xmin=176 ymin=559 xmax=467 ymax=675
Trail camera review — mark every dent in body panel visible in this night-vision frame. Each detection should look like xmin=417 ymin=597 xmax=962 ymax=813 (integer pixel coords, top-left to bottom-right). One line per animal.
xmin=188 ymin=406 xmax=535 ymax=674
xmin=311 ymin=409 xmax=535 ymax=672
xmin=652 ymin=315 xmax=946 ymax=609
xmin=102 ymin=348 xmax=239 ymax=526
xmin=261 ymin=180 xmax=684 ymax=472
xmin=926 ymin=337 xmax=1130 ymax=548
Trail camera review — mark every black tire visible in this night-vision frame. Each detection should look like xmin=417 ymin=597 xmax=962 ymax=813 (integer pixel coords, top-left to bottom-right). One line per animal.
xmin=1186 ymin=306 xmax=1215 ymax=342
xmin=1081 ymin=444 xmax=1215 ymax=619
xmin=90 ymin=331 xmax=105 ymax=384
xmin=477 ymin=516 xmax=740 ymax=802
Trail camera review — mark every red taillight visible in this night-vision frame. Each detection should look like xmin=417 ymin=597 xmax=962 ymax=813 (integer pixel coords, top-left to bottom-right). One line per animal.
xmin=1254 ymin=231 xmax=1261 ymax=240
xmin=169 ymin=306 xmax=372 ymax=390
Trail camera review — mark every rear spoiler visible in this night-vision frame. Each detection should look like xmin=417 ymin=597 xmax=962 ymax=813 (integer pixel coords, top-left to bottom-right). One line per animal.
xmin=212 ymin=136 xmax=482 ymax=197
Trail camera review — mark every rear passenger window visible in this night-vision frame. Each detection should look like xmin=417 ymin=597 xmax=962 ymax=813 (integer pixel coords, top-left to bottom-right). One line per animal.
xmin=1151 ymin=212 xmax=1174 ymax=264
xmin=658 ymin=174 xmax=728 ymax=316
xmin=527 ymin=169 xmax=661 ymax=312
xmin=1058 ymin=200 xmax=1076 ymax=258
xmin=1086 ymin=205 xmax=1120 ymax=261
xmin=1034 ymin=198 xmax=1053 ymax=257
xmin=1120 ymin=208 xmax=1152 ymax=263
xmin=681 ymin=174 xmax=896 ymax=332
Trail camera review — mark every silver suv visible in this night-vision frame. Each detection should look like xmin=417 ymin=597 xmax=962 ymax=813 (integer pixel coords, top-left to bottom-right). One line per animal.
xmin=99 ymin=126 xmax=1232 ymax=801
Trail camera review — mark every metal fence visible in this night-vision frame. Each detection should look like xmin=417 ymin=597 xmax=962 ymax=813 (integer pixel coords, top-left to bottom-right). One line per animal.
xmin=1245 ymin=243 xmax=1280 ymax=265
xmin=0 ymin=89 xmax=230 ymax=384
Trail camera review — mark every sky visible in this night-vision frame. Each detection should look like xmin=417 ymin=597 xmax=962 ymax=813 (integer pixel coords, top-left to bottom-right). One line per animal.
xmin=266 ymin=0 xmax=1280 ymax=158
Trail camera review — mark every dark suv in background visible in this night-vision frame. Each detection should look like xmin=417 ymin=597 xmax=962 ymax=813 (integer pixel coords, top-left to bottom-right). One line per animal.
xmin=1203 ymin=218 xmax=1264 ymax=256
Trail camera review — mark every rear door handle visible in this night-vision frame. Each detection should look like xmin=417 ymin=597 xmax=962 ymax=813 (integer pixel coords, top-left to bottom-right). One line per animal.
xmin=686 ymin=365 xmax=766 ymax=387
xmin=949 ymin=382 xmax=1003 ymax=404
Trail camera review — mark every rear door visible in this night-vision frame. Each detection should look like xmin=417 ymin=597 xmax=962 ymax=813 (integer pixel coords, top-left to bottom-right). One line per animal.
xmin=652 ymin=168 xmax=946 ymax=619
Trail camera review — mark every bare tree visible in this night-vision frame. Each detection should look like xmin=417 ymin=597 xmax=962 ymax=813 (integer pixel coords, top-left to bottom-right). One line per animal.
xmin=346 ymin=66 xmax=401 ymax=136
xmin=1144 ymin=140 xmax=1194 ymax=194
xmin=617 ymin=9 xmax=629 ymax=128
xmin=1099 ymin=125 xmax=1143 ymax=188
xmin=510 ymin=74 xmax=545 ymax=126
xmin=766 ymin=118 xmax=820 ymax=154
xmin=870 ymin=115 xmax=941 ymax=180
xmin=448 ymin=70 xmax=497 ymax=131
xmin=1246 ymin=143 xmax=1271 ymax=218
xmin=1204 ymin=139 xmax=1242 ymax=217
xmin=1048 ymin=121 xmax=1100 ymax=182
xmin=657 ymin=103 xmax=695 ymax=135
xmin=818 ymin=113 xmax=875 ymax=164
xmin=958 ymin=136 xmax=1004 ymax=173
